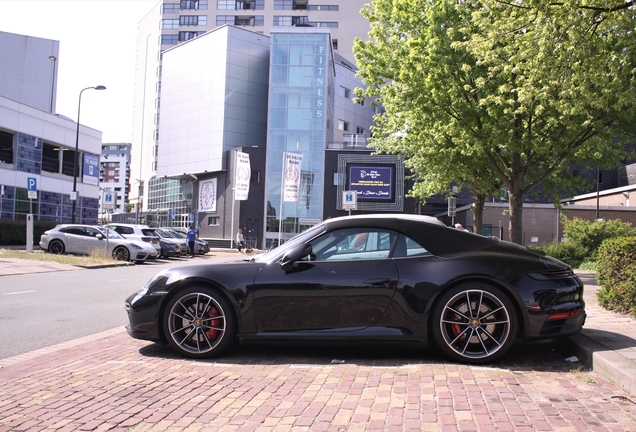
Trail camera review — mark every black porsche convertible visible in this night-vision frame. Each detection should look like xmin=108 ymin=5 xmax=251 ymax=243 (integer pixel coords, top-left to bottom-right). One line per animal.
xmin=125 ymin=214 xmax=585 ymax=364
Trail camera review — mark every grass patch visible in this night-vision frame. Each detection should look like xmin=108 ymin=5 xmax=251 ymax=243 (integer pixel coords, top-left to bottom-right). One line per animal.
xmin=0 ymin=248 xmax=126 ymax=266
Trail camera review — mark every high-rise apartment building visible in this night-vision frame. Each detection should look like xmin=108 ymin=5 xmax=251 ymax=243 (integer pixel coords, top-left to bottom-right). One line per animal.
xmin=99 ymin=143 xmax=131 ymax=218
xmin=130 ymin=0 xmax=370 ymax=220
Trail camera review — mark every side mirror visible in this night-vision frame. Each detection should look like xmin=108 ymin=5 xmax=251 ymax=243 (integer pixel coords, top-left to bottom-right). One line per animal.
xmin=96 ymin=234 xmax=104 ymax=240
xmin=280 ymin=243 xmax=313 ymax=272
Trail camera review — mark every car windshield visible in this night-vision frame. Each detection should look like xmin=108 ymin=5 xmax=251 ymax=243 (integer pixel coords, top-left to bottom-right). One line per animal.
xmin=169 ymin=230 xmax=187 ymax=239
xmin=154 ymin=230 xmax=171 ymax=239
xmin=254 ymin=224 xmax=326 ymax=264
xmin=94 ymin=226 xmax=125 ymax=240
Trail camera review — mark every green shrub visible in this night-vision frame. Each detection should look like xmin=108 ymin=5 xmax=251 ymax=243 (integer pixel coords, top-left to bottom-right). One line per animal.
xmin=596 ymin=237 xmax=636 ymax=318
xmin=531 ymin=239 xmax=589 ymax=268
xmin=0 ymin=219 xmax=58 ymax=246
xmin=562 ymin=217 xmax=636 ymax=258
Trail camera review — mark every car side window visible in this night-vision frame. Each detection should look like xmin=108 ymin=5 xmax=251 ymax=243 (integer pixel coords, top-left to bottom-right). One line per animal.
xmin=61 ymin=227 xmax=84 ymax=236
xmin=84 ymin=227 xmax=101 ymax=237
xmin=308 ymin=228 xmax=397 ymax=261
xmin=392 ymin=234 xmax=431 ymax=258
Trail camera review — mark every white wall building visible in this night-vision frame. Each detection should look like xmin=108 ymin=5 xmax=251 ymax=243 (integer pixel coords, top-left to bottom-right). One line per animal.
xmin=0 ymin=31 xmax=102 ymax=224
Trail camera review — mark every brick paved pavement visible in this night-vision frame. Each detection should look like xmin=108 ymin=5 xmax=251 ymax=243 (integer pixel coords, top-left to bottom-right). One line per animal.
xmin=1 ymin=328 xmax=635 ymax=431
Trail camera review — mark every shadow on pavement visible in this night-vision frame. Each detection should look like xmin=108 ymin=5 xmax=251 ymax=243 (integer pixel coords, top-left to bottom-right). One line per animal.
xmin=136 ymin=338 xmax=581 ymax=372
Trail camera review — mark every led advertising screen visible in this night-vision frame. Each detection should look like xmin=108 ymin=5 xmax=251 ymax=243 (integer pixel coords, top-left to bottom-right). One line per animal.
xmin=348 ymin=165 xmax=395 ymax=201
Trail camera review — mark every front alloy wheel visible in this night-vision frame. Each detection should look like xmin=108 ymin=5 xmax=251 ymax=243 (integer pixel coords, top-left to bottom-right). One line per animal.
xmin=112 ymin=246 xmax=130 ymax=261
xmin=432 ymin=283 xmax=517 ymax=364
xmin=163 ymin=287 xmax=236 ymax=359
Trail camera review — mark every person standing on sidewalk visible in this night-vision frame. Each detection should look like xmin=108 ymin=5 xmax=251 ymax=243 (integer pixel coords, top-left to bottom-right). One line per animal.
xmin=187 ymin=225 xmax=198 ymax=258
xmin=236 ymin=228 xmax=245 ymax=253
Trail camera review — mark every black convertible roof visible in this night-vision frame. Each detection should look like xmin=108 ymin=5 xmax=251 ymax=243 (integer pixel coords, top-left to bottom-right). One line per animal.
xmin=321 ymin=214 xmax=500 ymax=255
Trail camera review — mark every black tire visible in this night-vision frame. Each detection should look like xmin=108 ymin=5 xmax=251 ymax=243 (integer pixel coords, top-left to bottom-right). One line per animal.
xmin=48 ymin=240 xmax=65 ymax=255
xmin=112 ymin=246 xmax=130 ymax=261
xmin=162 ymin=286 xmax=236 ymax=359
xmin=431 ymin=282 xmax=518 ymax=364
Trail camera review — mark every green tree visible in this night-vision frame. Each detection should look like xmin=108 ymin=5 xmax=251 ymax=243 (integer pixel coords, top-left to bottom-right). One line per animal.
xmin=354 ymin=0 xmax=636 ymax=244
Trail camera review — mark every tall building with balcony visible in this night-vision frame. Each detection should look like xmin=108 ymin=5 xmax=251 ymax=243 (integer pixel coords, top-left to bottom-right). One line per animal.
xmin=99 ymin=143 xmax=131 ymax=218
xmin=130 ymin=0 xmax=370 ymax=221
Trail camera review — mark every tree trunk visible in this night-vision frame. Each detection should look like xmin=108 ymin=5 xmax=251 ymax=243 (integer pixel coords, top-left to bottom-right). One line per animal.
xmin=472 ymin=194 xmax=485 ymax=235
xmin=509 ymin=193 xmax=524 ymax=245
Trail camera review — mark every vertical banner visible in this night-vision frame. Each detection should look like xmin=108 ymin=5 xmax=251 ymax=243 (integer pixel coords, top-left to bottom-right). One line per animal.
xmin=283 ymin=152 xmax=303 ymax=202
xmin=82 ymin=154 xmax=100 ymax=185
xmin=198 ymin=178 xmax=217 ymax=212
xmin=234 ymin=151 xmax=251 ymax=201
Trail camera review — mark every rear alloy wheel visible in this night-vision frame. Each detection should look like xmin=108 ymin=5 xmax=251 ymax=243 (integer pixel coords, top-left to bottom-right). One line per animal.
xmin=48 ymin=240 xmax=65 ymax=255
xmin=112 ymin=246 xmax=130 ymax=261
xmin=432 ymin=283 xmax=517 ymax=364
xmin=163 ymin=286 xmax=236 ymax=359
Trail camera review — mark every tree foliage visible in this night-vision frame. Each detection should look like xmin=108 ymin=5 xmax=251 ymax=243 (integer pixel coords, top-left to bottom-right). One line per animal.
xmin=354 ymin=0 xmax=636 ymax=244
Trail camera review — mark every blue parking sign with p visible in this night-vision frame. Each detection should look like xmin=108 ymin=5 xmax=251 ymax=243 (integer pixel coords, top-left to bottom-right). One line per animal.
xmin=27 ymin=177 xmax=37 ymax=191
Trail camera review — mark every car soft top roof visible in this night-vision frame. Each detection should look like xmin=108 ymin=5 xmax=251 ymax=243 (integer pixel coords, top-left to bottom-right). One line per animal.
xmin=320 ymin=214 xmax=499 ymax=256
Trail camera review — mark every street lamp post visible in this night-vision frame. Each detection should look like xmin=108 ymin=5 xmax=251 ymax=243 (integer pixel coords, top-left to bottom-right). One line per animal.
xmin=48 ymin=56 xmax=57 ymax=113
xmin=72 ymin=85 xmax=106 ymax=224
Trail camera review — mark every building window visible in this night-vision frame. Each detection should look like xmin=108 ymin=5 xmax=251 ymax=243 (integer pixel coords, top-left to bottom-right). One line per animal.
xmin=180 ymin=15 xmax=207 ymax=26
xmin=152 ymin=161 xmax=157 ymax=171
xmin=156 ymin=81 xmax=161 ymax=92
xmin=273 ymin=0 xmax=293 ymax=9
xmin=218 ymin=0 xmax=262 ymax=8
xmin=181 ymin=0 xmax=208 ymax=9
xmin=309 ymin=21 xmax=338 ymax=27
xmin=153 ymin=145 xmax=159 ymax=156
xmin=332 ymin=39 xmax=338 ymax=50
xmin=339 ymin=86 xmax=350 ymax=99
xmin=154 ymin=113 xmax=160 ymax=124
xmin=153 ymin=129 xmax=160 ymax=141
xmin=160 ymin=34 xmax=179 ymax=45
xmin=273 ymin=16 xmax=292 ymax=26
xmin=162 ymin=4 xmax=180 ymax=13
xmin=208 ymin=216 xmax=219 ymax=226
xmin=308 ymin=5 xmax=338 ymax=10
xmin=338 ymin=120 xmax=349 ymax=132
xmin=236 ymin=15 xmax=263 ymax=26
xmin=0 ymin=130 xmax=14 ymax=164
xmin=157 ymin=66 xmax=162 ymax=77
xmin=161 ymin=19 xmax=179 ymax=29
xmin=155 ymin=97 xmax=160 ymax=109
xmin=179 ymin=31 xmax=204 ymax=41
xmin=356 ymin=126 xmax=365 ymax=135
xmin=41 ymin=142 xmax=60 ymax=174
xmin=216 ymin=15 xmax=235 ymax=25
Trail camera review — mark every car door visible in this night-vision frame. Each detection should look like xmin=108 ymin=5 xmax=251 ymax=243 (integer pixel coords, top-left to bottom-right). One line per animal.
xmin=82 ymin=227 xmax=107 ymax=255
xmin=251 ymin=227 xmax=400 ymax=334
xmin=57 ymin=226 xmax=88 ymax=254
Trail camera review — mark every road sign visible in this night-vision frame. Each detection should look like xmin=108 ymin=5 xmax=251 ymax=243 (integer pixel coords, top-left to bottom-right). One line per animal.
xmin=27 ymin=177 xmax=37 ymax=191
xmin=103 ymin=191 xmax=115 ymax=210
xmin=342 ymin=190 xmax=357 ymax=210
xmin=27 ymin=177 xmax=37 ymax=199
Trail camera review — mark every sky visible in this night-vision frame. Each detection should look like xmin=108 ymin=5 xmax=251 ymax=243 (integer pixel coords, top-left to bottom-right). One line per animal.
xmin=0 ymin=0 xmax=159 ymax=143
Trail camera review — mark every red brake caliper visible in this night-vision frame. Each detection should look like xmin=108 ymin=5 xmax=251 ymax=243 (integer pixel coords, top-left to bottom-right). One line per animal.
xmin=207 ymin=306 xmax=219 ymax=339
xmin=452 ymin=313 xmax=466 ymax=340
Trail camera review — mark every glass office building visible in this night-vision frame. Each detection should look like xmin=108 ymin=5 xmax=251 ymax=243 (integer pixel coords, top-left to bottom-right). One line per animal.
xmin=263 ymin=28 xmax=334 ymax=247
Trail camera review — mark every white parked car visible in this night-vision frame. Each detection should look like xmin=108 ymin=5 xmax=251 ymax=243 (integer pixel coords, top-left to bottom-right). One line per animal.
xmin=39 ymin=225 xmax=158 ymax=263
xmin=106 ymin=224 xmax=162 ymax=255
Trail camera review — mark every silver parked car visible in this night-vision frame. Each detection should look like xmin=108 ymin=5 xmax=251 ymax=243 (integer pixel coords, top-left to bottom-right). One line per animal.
xmin=39 ymin=224 xmax=158 ymax=263
xmin=154 ymin=228 xmax=188 ymax=256
xmin=106 ymin=224 xmax=162 ymax=255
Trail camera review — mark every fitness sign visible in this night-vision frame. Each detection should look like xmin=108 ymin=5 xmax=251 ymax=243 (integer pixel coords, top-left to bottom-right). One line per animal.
xmin=283 ymin=152 xmax=303 ymax=202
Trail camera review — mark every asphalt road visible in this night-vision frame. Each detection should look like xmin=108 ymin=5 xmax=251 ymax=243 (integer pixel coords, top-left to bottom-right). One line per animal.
xmin=0 ymin=254 xmax=240 ymax=359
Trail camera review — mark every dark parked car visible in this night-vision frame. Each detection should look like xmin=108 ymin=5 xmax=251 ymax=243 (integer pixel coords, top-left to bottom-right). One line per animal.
xmin=125 ymin=214 xmax=585 ymax=364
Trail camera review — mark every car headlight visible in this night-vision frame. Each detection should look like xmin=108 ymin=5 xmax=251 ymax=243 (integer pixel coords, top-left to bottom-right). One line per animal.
xmin=131 ymin=243 xmax=143 ymax=250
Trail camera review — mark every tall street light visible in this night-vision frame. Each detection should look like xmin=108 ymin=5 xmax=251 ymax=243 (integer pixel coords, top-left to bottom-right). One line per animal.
xmin=72 ymin=85 xmax=106 ymax=224
xmin=48 ymin=56 xmax=57 ymax=113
